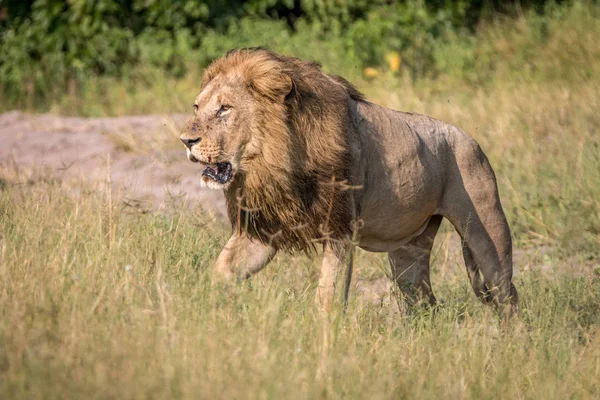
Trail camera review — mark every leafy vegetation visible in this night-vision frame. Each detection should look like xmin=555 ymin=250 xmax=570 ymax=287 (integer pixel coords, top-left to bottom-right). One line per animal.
xmin=0 ymin=0 xmax=580 ymax=111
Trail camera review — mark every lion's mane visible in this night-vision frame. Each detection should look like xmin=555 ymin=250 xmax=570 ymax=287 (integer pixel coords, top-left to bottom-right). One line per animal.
xmin=202 ymin=48 xmax=365 ymax=252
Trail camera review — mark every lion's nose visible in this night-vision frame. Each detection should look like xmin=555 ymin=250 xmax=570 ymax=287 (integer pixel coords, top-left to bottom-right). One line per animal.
xmin=181 ymin=137 xmax=201 ymax=149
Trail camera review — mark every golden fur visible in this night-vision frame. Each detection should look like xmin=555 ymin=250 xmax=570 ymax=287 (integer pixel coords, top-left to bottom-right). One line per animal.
xmin=201 ymin=48 xmax=363 ymax=252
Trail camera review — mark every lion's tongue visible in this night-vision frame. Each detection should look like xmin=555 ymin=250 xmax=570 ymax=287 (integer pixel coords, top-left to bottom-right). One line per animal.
xmin=202 ymin=164 xmax=219 ymax=181
xmin=202 ymin=162 xmax=232 ymax=184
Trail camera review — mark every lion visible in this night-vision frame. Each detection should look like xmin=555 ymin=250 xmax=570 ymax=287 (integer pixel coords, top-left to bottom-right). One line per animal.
xmin=180 ymin=48 xmax=518 ymax=315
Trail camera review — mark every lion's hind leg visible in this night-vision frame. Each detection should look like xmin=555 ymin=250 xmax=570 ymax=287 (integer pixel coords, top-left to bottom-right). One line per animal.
xmin=456 ymin=229 xmax=518 ymax=315
xmin=441 ymin=141 xmax=518 ymax=315
xmin=462 ymin=245 xmax=494 ymax=304
xmin=388 ymin=215 xmax=442 ymax=307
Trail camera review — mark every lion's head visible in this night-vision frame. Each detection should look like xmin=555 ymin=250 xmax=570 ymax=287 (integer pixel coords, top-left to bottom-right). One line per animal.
xmin=180 ymin=48 xmax=365 ymax=252
xmin=179 ymin=49 xmax=294 ymax=190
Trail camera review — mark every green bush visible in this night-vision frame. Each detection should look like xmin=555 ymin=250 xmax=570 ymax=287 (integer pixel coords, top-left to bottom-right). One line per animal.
xmin=0 ymin=0 xmax=585 ymax=111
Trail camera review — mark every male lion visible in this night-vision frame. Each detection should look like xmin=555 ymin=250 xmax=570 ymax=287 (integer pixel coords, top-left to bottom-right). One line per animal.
xmin=180 ymin=48 xmax=518 ymax=314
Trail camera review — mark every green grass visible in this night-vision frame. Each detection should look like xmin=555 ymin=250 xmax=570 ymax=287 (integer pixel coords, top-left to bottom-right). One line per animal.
xmin=3 ymin=1 xmax=599 ymax=118
xmin=0 ymin=176 xmax=599 ymax=399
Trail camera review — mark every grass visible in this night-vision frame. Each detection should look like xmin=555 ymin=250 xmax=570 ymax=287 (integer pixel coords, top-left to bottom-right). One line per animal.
xmin=1 ymin=1 xmax=600 ymax=398
xmin=0 ymin=173 xmax=599 ymax=399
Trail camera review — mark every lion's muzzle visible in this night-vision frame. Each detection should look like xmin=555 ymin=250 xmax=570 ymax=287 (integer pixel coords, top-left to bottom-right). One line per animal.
xmin=202 ymin=162 xmax=233 ymax=184
xmin=183 ymin=143 xmax=233 ymax=185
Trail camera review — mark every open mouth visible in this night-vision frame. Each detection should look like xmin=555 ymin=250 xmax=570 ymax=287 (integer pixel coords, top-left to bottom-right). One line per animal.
xmin=202 ymin=162 xmax=233 ymax=184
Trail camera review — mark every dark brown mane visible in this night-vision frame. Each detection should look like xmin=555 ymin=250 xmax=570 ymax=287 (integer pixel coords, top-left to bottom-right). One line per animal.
xmin=203 ymin=48 xmax=365 ymax=253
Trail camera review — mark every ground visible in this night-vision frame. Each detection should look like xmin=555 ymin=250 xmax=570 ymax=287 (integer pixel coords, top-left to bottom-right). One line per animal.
xmin=0 ymin=111 xmax=225 ymax=216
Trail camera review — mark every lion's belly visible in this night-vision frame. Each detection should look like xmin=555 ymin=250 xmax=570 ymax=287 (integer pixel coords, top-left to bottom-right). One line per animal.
xmin=357 ymin=193 xmax=439 ymax=253
xmin=357 ymin=217 xmax=432 ymax=252
xmin=354 ymin=172 xmax=443 ymax=252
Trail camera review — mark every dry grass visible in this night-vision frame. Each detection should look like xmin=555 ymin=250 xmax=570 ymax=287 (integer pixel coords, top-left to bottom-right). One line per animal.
xmin=105 ymin=116 xmax=183 ymax=154
xmin=0 ymin=172 xmax=599 ymax=399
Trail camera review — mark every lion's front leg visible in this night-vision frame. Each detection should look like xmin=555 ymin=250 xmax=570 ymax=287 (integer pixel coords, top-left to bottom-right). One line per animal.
xmin=214 ymin=233 xmax=277 ymax=280
xmin=315 ymin=242 xmax=347 ymax=315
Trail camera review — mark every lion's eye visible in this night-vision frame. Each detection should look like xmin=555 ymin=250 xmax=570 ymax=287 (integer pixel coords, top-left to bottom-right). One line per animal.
xmin=217 ymin=104 xmax=232 ymax=117
xmin=193 ymin=104 xmax=199 ymax=112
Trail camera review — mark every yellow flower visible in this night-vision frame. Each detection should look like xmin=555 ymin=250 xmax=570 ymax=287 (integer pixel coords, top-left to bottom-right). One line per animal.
xmin=386 ymin=51 xmax=402 ymax=72
xmin=363 ymin=67 xmax=379 ymax=78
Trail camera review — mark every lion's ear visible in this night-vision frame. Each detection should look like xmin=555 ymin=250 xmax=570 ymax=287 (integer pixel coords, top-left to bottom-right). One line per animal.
xmin=249 ymin=71 xmax=293 ymax=102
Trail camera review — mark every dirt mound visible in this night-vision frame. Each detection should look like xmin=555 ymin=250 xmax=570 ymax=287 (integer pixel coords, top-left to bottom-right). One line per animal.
xmin=0 ymin=111 xmax=226 ymax=217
